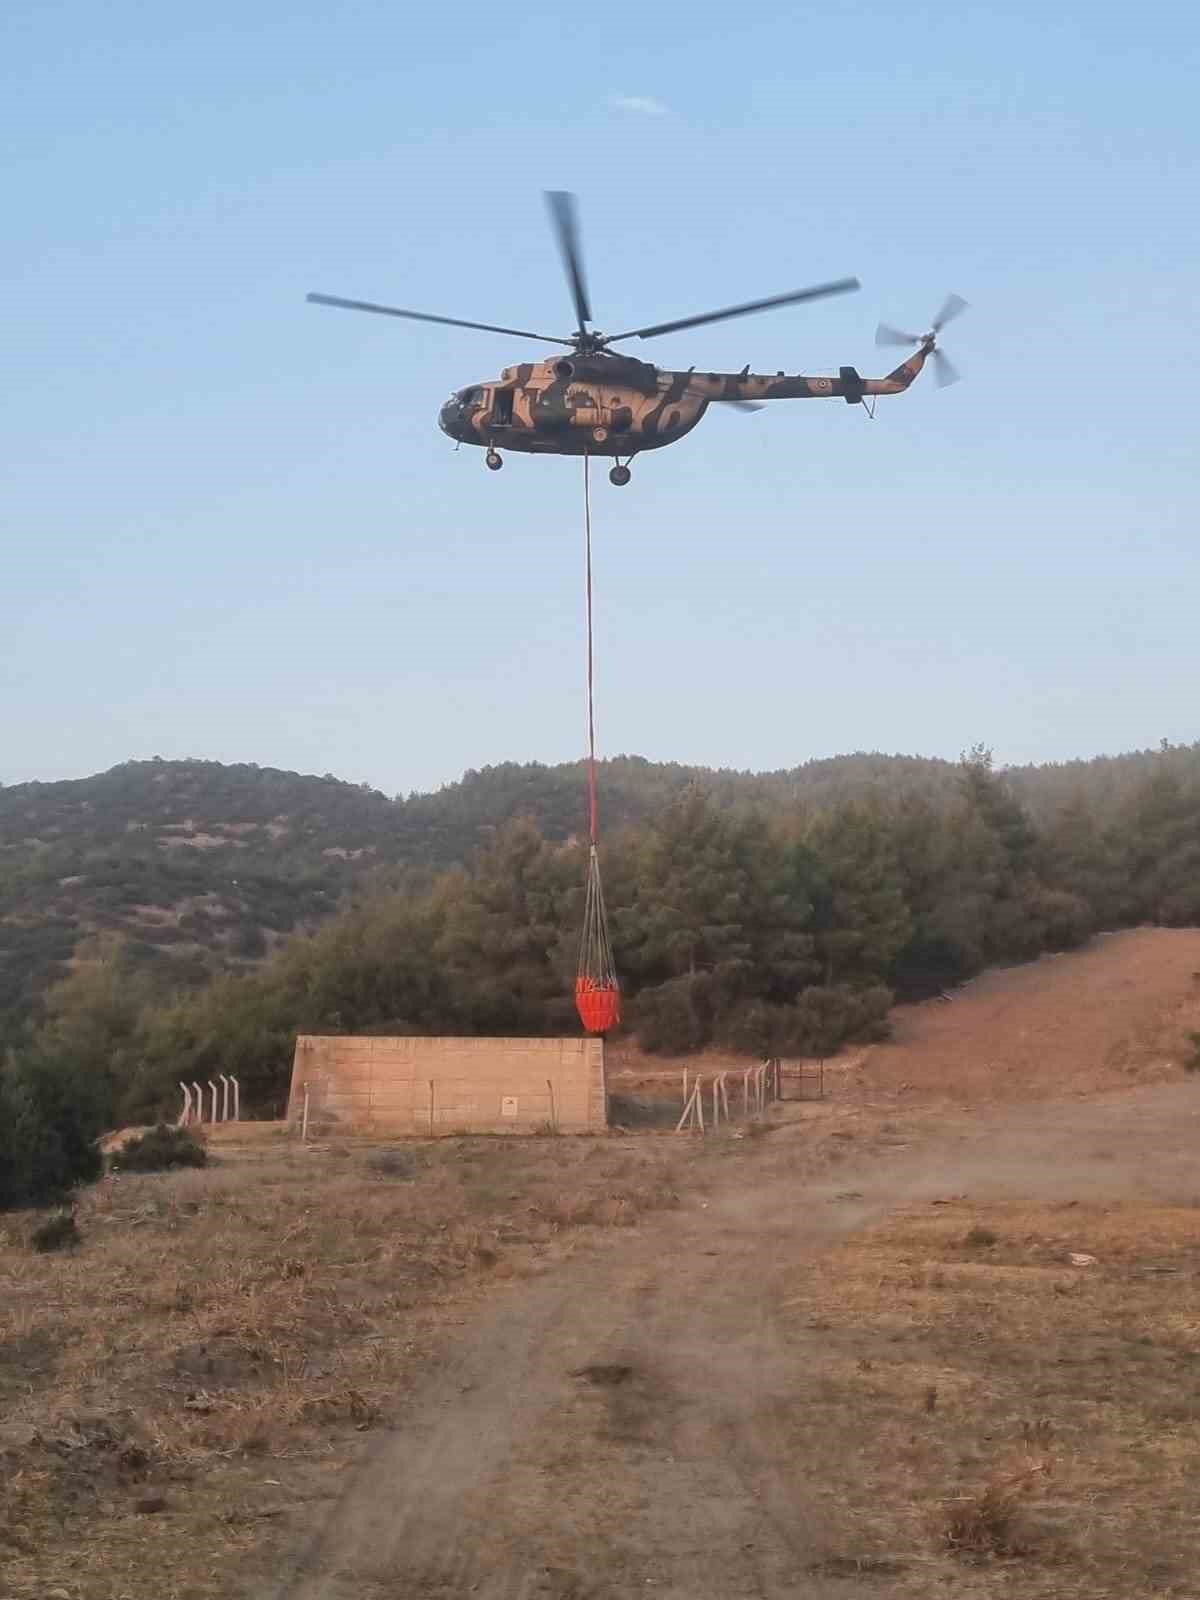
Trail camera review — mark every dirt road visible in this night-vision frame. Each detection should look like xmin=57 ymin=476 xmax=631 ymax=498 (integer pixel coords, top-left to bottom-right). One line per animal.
xmin=271 ymin=1079 xmax=1200 ymax=1600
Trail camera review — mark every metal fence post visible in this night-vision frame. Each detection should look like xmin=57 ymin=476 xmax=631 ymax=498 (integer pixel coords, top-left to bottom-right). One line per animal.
xmin=675 ymin=1079 xmax=699 ymax=1133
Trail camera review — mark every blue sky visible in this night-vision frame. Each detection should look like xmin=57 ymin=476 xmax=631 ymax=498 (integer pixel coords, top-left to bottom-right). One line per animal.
xmin=4 ymin=0 xmax=1198 ymax=797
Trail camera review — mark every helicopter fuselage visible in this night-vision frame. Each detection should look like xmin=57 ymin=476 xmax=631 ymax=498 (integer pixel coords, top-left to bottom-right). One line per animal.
xmin=437 ymin=345 xmax=933 ymax=458
xmin=310 ymin=189 xmax=962 ymax=479
xmin=438 ymin=351 xmax=691 ymax=457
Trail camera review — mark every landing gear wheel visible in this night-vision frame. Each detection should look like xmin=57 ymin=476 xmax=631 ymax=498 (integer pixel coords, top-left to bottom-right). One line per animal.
xmin=485 ymin=449 xmax=503 ymax=471
xmin=609 ymin=464 xmax=631 ymax=487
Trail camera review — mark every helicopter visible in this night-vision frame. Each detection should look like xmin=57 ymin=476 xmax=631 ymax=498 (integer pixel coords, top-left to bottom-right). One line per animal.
xmin=307 ymin=193 xmax=966 ymax=487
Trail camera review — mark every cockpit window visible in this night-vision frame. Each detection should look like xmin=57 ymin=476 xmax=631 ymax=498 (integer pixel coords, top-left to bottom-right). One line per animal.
xmin=458 ymin=386 xmax=481 ymax=404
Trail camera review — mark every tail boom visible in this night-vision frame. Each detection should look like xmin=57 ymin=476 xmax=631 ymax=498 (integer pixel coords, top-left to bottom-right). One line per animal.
xmin=687 ymin=340 xmax=934 ymax=404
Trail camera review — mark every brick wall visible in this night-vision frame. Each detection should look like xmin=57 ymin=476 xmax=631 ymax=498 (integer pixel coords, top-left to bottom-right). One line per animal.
xmin=287 ymin=1035 xmax=607 ymax=1136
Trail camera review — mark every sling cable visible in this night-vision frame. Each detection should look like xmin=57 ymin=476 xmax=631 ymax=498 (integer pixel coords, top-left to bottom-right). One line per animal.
xmin=575 ymin=455 xmax=621 ymax=1035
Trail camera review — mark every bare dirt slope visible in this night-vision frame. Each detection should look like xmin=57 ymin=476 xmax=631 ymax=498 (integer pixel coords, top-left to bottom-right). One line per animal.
xmin=852 ymin=926 xmax=1200 ymax=1107
xmin=606 ymin=929 xmax=1200 ymax=1115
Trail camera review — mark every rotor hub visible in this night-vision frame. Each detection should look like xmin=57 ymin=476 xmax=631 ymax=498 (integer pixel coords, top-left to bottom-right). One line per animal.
xmin=572 ymin=330 xmax=610 ymax=354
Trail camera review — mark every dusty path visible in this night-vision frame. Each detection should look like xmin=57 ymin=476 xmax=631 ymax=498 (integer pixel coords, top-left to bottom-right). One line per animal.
xmin=270 ymin=1078 xmax=1200 ymax=1600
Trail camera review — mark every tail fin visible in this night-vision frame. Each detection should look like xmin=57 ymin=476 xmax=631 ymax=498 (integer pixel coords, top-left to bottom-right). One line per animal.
xmin=864 ymin=339 xmax=934 ymax=396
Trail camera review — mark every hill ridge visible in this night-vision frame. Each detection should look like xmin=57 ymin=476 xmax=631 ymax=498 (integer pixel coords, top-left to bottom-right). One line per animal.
xmin=2 ymin=742 xmax=1198 ymax=1035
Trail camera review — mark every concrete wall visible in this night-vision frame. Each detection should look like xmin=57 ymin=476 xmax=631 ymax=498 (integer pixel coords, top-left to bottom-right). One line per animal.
xmin=287 ymin=1035 xmax=607 ymax=1136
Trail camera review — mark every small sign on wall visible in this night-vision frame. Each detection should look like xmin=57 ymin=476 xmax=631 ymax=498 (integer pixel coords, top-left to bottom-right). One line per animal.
xmin=500 ymin=1096 xmax=518 ymax=1118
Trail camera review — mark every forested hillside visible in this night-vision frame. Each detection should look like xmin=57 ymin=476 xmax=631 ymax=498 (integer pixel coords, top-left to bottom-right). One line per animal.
xmin=3 ymin=743 xmax=1200 ymax=1042
xmin=7 ymin=741 xmax=1200 ymax=1127
xmin=0 ymin=751 xmax=963 ymax=1031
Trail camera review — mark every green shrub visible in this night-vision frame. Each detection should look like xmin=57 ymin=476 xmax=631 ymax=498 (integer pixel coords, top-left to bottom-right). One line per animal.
xmin=629 ymin=975 xmax=712 ymax=1054
xmin=784 ymin=984 xmax=893 ymax=1055
xmin=0 ymin=1051 xmax=105 ymax=1210
xmin=717 ymin=1000 xmax=780 ymax=1057
xmin=108 ymin=1124 xmax=207 ymax=1174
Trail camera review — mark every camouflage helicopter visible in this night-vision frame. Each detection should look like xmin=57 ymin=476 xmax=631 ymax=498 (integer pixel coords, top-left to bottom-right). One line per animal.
xmin=308 ymin=193 xmax=965 ymax=487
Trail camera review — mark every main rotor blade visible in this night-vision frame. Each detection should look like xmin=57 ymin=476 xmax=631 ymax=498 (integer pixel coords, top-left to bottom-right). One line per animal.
xmin=875 ymin=321 xmax=919 ymax=347
xmin=545 ymin=190 xmax=592 ymax=335
xmin=932 ymin=293 xmax=968 ymax=333
xmin=931 ymin=347 xmax=961 ymax=387
xmin=607 ymin=277 xmax=861 ymax=343
xmin=306 ymin=293 xmax=575 ymax=346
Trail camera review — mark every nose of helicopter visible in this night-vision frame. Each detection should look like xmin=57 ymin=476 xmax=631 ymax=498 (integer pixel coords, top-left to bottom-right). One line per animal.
xmin=438 ymin=397 xmax=461 ymax=437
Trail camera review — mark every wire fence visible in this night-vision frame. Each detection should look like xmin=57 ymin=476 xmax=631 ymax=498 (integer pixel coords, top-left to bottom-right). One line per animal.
xmin=675 ymin=1058 xmax=784 ymax=1134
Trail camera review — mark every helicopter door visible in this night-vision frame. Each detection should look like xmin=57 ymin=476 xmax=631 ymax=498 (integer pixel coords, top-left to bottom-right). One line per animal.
xmin=491 ymin=387 xmax=514 ymax=427
xmin=567 ymin=388 xmax=603 ymax=430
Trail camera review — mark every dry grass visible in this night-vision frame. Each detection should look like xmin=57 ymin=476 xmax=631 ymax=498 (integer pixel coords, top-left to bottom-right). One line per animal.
xmin=772 ymin=1198 xmax=1200 ymax=1596
xmin=0 ymin=1132 xmax=701 ymax=1599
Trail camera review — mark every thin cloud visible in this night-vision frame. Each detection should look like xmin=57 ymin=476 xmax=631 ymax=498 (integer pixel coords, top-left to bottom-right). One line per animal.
xmin=609 ymin=93 xmax=669 ymax=117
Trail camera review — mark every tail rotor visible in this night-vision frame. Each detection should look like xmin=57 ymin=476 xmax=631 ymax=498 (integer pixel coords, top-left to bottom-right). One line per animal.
xmin=876 ymin=294 xmax=968 ymax=387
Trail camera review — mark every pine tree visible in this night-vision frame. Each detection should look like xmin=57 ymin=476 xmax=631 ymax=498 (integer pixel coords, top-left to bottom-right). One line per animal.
xmin=806 ymin=802 xmax=912 ymax=987
xmin=1115 ymin=764 xmax=1200 ymax=926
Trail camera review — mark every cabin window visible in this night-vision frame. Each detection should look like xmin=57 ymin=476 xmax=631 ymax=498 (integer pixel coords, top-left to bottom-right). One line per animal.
xmin=492 ymin=389 xmax=514 ymax=425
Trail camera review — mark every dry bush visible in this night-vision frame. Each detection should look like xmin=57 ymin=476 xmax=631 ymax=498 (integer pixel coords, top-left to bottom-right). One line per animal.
xmin=108 ymin=1123 xmax=207 ymax=1173
xmin=366 ymin=1149 xmax=415 ymax=1178
xmin=940 ymin=1460 xmax=1051 ymax=1561
xmin=30 ymin=1210 xmax=81 ymax=1253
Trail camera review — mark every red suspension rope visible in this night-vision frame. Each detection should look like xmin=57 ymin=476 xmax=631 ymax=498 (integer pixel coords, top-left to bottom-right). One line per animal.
xmin=575 ymin=452 xmax=620 ymax=1033
xmin=584 ymin=453 xmax=598 ymax=845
